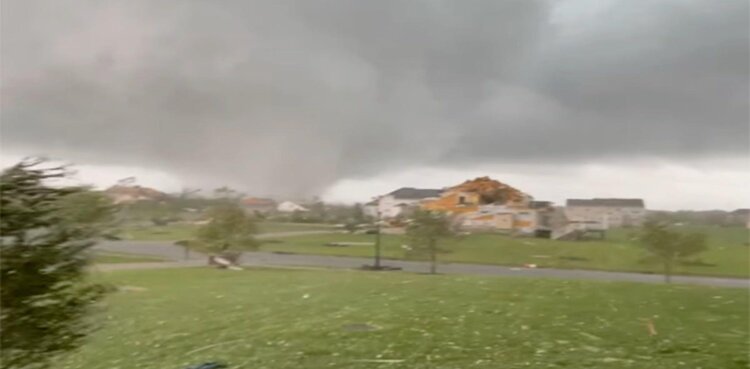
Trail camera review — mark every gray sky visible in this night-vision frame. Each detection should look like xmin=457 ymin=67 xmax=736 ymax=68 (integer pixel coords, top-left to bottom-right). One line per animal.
xmin=2 ymin=0 xmax=748 ymax=209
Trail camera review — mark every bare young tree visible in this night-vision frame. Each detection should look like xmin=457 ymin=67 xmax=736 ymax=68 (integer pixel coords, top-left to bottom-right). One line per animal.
xmin=405 ymin=210 xmax=456 ymax=274
xmin=185 ymin=203 xmax=259 ymax=265
xmin=639 ymin=221 xmax=707 ymax=283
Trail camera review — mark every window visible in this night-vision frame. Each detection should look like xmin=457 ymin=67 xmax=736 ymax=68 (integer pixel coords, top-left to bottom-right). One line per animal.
xmin=458 ymin=195 xmax=466 ymax=205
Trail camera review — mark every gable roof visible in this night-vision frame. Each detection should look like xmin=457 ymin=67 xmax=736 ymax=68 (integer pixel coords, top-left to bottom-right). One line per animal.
xmin=241 ymin=197 xmax=276 ymax=206
xmin=104 ymin=185 xmax=166 ymax=200
xmin=566 ymin=198 xmax=645 ymax=208
xmin=448 ymin=176 xmax=528 ymax=204
xmin=388 ymin=187 xmax=443 ymax=200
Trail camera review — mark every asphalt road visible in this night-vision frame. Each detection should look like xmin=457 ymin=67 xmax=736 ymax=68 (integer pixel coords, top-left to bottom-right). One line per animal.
xmin=95 ymin=240 xmax=749 ymax=288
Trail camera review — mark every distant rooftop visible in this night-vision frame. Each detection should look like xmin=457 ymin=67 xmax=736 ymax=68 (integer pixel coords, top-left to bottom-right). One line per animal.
xmin=241 ymin=197 xmax=276 ymax=206
xmin=566 ymin=198 xmax=645 ymax=208
xmin=388 ymin=187 xmax=443 ymax=200
xmin=104 ymin=185 xmax=166 ymax=199
xmin=529 ymin=200 xmax=553 ymax=209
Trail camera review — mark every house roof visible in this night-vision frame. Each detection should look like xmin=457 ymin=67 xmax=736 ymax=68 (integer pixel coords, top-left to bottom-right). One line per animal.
xmin=566 ymin=198 xmax=645 ymax=208
xmin=241 ymin=197 xmax=276 ymax=206
xmin=104 ymin=185 xmax=166 ymax=200
xmin=448 ymin=176 xmax=528 ymax=204
xmin=388 ymin=187 xmax=443 ymax=200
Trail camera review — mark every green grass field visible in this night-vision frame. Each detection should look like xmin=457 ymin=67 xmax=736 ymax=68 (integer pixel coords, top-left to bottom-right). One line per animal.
xmin=259 ymin=226 xmax=749 ymax=278
xmin=256 ymin=221 xmax=340 ymax=234
xmin=92 ymin=252 xmax=165 ymax=264
xmin=62 ymin=268 xmax=748 ymax=369
xmin=119 ymin=222 xmax=339 ymax=241
xmin=118 ymin=223 xmax=199 ymax=241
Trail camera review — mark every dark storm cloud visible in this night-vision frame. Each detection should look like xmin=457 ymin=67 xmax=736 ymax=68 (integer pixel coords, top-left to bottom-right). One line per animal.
xmin=1 ymin=0 xmax=747 ymax=195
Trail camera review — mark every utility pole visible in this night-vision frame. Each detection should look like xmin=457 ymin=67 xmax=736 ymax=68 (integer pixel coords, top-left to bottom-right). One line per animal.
xmin=374 ymin=209 xmax=382 ymax=269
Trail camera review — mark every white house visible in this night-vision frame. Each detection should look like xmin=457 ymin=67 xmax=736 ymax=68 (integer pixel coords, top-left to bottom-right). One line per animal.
xmin=277 ymin=201 xmax=309 ymax=213
xmin=370 ymin=188 xmax=443 ymax=219
xmin=564 ymin=198 xmax=646 ymax=227
xmin=363 ymin=200 xmax=379 ymax=218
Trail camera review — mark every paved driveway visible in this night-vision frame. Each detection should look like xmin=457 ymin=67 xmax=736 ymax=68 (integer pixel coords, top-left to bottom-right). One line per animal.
xmin=95 ymin=240 xmax=749 ymax=288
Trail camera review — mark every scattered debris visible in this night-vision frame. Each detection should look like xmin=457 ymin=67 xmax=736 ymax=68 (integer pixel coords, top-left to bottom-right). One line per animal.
xmin=559 ymin=256 xmax=589 ymax=262
xmin=354 ymin=359 xmax=404 ymax=363
xmin=214 ymin=257 xmax=232 ymax=266
xmin=185 ymin=362 xmax=227 ymax=369
xmin=325 ymin=242 xmax=374 ymax=247
xmin=360 ymin=265 xmax=402 ymax=271
xmin=342 ymin=323 xmax=381 ymax=332
xmin=523 ymin=263 xmax=538 ymax=268
xmin=209 ymin=255 xmax=243 ymax=270
xmin=578 ymin=332 xmax=603 ymax=341
xmin=531 ymin=255 xmax=551 ymax=258
xmin=641 ymin=318 xmax=658 ymax=336
xmin=118 ymin=286 xmax=148 ymax=292
xmin=186 ymin=339 xmax=247 ymax=356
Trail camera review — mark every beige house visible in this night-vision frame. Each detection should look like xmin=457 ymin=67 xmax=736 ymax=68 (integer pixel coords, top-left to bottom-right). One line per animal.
xmin=459 ymin=201 xmax=555 ymax=235
xmin=564 ymin=198 xmax=646 ymax=227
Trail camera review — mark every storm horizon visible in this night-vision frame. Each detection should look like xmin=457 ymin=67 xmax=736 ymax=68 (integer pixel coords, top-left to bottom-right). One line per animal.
xmin=2 ymin=0 xmax=748 ymax=211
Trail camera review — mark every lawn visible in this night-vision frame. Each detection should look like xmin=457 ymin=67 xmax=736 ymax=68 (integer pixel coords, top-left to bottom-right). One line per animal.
xmin=62 ymin=268 xmax=748 ymax=369
xmin=118 ymin=223 xmax=199 ymax=241
xmin=256 ymin=221 xmax=341 ymax=234
xmin=92 ymin=252 xmax=165 ymax=264
xmin=259 ymin=226 xmax=750 ymax=278
xmin=119 ymin=222 xmax=339 ymax=241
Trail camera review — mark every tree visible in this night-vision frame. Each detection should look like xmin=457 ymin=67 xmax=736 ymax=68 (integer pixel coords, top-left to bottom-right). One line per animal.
xmin=405 ymin=210 xmax=455 ymax=274
xmin=56 ymin=191 xmax=119 ymax=236
xmin=351 ymin=203 xmax=365 ymax=223
xmin=343 ymin=221 xmax=359 ymax=234
xmin=0 ymin=160 xmax=112 ymax=369
xmin=639 ymin=221 xmax=708 ymax=283
xmin=188 ymin=203 xmax=259 ymax=264
xmin=212 ymin=186 xmax=244 ymax=202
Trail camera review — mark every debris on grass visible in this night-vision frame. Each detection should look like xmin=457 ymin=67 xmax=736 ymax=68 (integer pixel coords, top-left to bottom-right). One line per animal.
xmin=342 ymin=323 xmax=381 ymax=332
xmin=119 ymin=285 xmax=148 ymax=292
xmin=559 ymin=256 xmax=589 ymax=262
xmin=185 ymin=339 xmax=247 ymax=356
xmin=185 ymin=362 xmax=227 ymax=369
xmin=325 ymin=242 xmax=374 ymax=247
xmin=641 ymin=318 xmax=658 ymax=336
xmin=578 ymin=331 xmax=603 ymax=341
